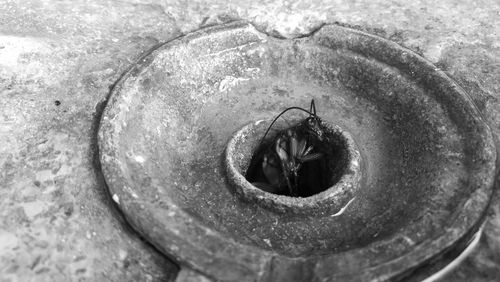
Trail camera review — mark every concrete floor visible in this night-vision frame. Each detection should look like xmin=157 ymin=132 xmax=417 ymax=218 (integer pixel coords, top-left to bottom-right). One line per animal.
xmin=0 ymin=0 xmax=499 ymax=281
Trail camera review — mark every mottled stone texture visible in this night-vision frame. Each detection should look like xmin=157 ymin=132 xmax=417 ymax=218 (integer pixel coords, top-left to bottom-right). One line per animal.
xmin=0 ymin=0 xmax=499 ymax=281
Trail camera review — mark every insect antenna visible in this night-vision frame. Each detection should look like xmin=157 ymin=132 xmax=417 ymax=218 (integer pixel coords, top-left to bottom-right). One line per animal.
xmin=309 ymin=99 xmax=317 ymax=116
xmin=258 ymin=106 xmax=314 ymax=148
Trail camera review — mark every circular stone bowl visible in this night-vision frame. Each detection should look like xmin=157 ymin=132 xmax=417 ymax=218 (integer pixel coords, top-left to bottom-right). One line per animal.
xmin=98 ymin=21 xmax=497 ymax=281
xmin=225 ymin=119 xmax=362 ymax=215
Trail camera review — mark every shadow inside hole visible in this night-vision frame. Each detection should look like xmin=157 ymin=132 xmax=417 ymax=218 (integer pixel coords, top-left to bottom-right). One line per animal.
xmin=245 ymin=123 xmax=349 ymax=197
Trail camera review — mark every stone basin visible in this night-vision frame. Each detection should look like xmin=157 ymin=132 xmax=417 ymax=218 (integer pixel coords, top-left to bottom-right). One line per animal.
xmin=98 ymin=21 xmax=497 ymax=281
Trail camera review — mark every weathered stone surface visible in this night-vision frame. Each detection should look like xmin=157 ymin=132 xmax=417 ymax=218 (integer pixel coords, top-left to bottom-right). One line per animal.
xmin=1 ymin=0 xmax=499 ymax=281
xmin=99 ymin=22 xmax=495 ymax=281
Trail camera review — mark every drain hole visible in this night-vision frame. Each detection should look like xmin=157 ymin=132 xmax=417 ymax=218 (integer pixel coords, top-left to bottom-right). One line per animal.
xmin=245 ymin=121 xmax=349 ymax=197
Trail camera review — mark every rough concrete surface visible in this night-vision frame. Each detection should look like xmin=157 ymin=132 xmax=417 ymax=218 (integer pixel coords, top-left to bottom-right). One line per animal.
xmin=0 ymin=0 xmax=499 ymax=281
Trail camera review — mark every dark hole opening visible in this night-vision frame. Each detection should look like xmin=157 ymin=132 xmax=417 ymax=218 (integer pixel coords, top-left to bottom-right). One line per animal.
xmin=245 ymin=122 xmax=349 ymax=197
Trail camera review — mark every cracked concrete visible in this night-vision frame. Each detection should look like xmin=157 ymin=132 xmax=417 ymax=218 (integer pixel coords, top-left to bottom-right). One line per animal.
xmin=0 ymin=0 xmax=499 ymax=281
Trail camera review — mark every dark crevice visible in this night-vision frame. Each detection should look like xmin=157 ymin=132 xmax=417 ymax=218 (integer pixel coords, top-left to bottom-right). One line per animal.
xmin=245 ymin=121 xmax=348 ymax=197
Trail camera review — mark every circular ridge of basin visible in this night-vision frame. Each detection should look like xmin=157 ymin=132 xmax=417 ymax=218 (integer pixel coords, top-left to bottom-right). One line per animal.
xmin=225 ymin=119 xmax=361 ymax=215
xmin=98 ymin=21 xmax=497 ymax=281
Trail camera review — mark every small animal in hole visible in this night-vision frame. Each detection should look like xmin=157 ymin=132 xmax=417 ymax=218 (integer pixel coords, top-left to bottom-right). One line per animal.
xmin=246 ymin=100 xmax=326 ymax=197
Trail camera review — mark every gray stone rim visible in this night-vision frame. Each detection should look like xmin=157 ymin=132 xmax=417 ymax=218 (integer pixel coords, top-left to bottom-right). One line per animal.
xmin=98 ymin=21 xmax=497 ymax=281
xmin=224 ymin=120 xmax=362 ymax=215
